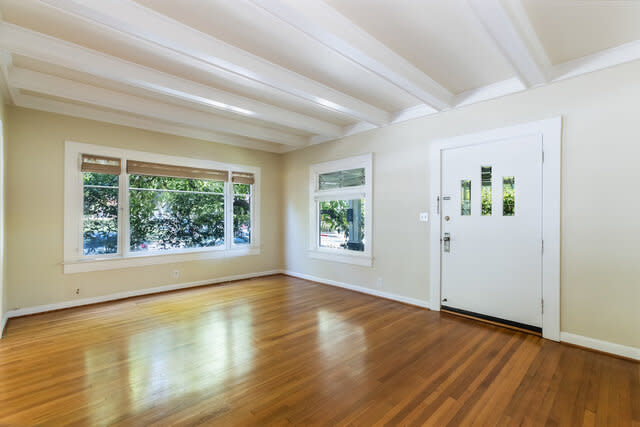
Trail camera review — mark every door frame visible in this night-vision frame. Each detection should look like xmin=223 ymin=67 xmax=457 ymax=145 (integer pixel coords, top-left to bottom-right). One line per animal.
xmin=429 ymin=117 xmax=561 ymax=341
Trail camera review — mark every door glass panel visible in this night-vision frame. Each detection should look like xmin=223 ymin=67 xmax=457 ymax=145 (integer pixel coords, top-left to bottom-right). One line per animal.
xmin=503 ymin=176 xmax=515 ymax=216
xmin=461 ymin=180 xmax=471 ymax=216
xmin=481 ymin=166 xmax=492 ymax=216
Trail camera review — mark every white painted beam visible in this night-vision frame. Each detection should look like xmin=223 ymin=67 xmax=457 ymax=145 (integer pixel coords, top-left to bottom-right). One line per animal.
xmin=0 ymin=22 xmax=343 ymax=138
xmin=249 ymin=0 xmax=453 ymax=110
xmin=551 ymin=39 xmax=640 ymax=82
xmin=14 ymin=93 xmax=286 ymax=152
xmin=454 ymin=77 xmax=526 ymax=108
xmin=468 ymin=0 xmax=547 ymax=87
xmin=0 ymin=51 xmax=18 ymax=104
xmin=38 ymin=0 xmax=390 ymax=126
xmin=7 ymin=67 xmax=308 ymax=146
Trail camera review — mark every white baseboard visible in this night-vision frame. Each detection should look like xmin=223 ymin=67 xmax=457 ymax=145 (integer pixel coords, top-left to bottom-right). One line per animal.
xmin=284 ymin=270 xmax=431 ymax=309
xmin=0 ymin=313 xmax=7 ymax=338
xmin=5 ymin=269 xmax=284 ymax=319
xmin=4 ymin=270 xmax=637 ymax=362
xmin=560 ymin=332 xmax=639 ymax=361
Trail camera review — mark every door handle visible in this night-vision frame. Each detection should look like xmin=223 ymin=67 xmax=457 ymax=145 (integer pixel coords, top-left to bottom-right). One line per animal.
xmin=443 ymin=232 xmax=451 ymax=253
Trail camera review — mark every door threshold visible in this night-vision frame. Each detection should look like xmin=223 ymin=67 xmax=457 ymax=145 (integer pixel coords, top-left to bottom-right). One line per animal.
xmin=441 ymin=306 xmax=542 ymax=336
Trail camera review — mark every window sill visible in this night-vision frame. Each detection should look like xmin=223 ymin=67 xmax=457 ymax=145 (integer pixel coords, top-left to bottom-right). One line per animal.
xmin=64 ymin=246 xmax=259 ymax=274
xmin=308 ymin=250 xmax=372 ymax=267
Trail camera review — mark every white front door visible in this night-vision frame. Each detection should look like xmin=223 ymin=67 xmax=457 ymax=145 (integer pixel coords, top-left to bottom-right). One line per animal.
xmin=441 ymin=134 xmax=543 ymax=330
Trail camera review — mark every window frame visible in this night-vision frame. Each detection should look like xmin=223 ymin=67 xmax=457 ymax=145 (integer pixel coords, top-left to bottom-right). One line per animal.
xmin=308 ymin=153 xmax=372 ymax=267
xmin=64 ymin=141 xmax=260 ymax=274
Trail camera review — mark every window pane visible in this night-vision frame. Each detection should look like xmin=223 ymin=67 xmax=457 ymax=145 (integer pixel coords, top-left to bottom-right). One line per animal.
xmin=233 ymin=183 xmax=251 ymax=245
xmin=319 ymin=167 xmax=365 ymax=190
xmin=319 ymin=199 xmax=365 ymax=251
xmin=503 ymin=176 xmax=515 ymax=216
xmin=129 ymin=175 xmax=225 ymax=252
xmin=129 ymin=174 xmax=223 ymax=193
xmin=481 ymin=166 xmax=492 ymax=216
xmin=461 ymin=180 xmax=471 ymax=216
xmin=83 ymin=172 xmax=119 ymax=255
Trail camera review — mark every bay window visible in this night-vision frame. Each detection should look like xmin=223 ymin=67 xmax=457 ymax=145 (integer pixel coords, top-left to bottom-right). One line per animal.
xmin=309 ymin=154 xmax=372 ymax=266
xmin=65 ymin=142 xmax=260 ymax=273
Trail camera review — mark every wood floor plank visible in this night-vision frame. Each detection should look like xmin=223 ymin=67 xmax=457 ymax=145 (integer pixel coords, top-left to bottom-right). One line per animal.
xmin=0 ymin=275 xmax=637 ymax=425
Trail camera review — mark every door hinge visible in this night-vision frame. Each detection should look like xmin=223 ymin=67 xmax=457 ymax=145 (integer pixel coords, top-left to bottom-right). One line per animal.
xmin=541 ymin=239 xmax=544 ymax=254
xmin=542 ymin=151 xmax=545 ymax=163
xmin=541 ymin=299 xmax=544 ymax=314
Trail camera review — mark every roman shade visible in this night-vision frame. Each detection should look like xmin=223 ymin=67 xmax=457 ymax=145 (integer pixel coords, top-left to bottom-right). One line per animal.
xmin=127 ymin=160 xmax=229 ymax=181
xmin=231 ymin=171 xmax=255 ymax=185
xmin=81 ymin=154 xmax=122 ymax=175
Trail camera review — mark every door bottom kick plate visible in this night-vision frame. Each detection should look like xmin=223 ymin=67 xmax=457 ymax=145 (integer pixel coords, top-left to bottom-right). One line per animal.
xmin=441 ymin=305 xmax=542 ymax=335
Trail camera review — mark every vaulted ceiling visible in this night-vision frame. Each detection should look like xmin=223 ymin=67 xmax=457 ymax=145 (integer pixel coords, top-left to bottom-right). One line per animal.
xmin=0 ymin=0 xmax=638 ymax=153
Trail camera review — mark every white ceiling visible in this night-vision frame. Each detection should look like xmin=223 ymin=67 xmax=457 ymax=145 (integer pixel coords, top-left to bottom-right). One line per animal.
xmin=0 ymin=0 xmax=638 ymax=153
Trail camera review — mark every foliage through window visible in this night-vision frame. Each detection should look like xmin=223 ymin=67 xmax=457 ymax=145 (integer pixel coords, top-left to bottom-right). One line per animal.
xmin=83 ymin=172 xmax=119 ymax=255
xmin=319 ymin=199 xmax=365 ymax=251
xmin=310 ymin=154 xmax=372 ymax=264
xmin=233 ymin=183 xmax=251 ymax=245
xmin=129 ymin=175 xmax=225 ymax=252
xmin=503 ymin=176 xmax=515 ymax=216
xmin=481 ymin=166 xmax=492 ymax=216
xmin=69 ymin=144 xmax=258 ymax=265
xmin=461 ymin=179 xmax=471 ymax=216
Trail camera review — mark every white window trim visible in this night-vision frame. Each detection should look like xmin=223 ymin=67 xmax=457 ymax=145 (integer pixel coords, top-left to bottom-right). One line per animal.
xmin=308 ymin=153 xmax=373 ymax=267
xmin=429 ymin=117 xmax=561 ymax=341
xmin=64 ymin=141 xmax=260 ymax=274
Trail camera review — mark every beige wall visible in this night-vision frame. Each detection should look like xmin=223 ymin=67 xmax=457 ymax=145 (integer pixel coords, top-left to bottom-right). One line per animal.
xmin=3 ymin=61 xmax=639 ymax=349
xmin=5 ymin=107 xmax=284 ymax=311
xmin=283 ymin=60 xmax=640 ymax=349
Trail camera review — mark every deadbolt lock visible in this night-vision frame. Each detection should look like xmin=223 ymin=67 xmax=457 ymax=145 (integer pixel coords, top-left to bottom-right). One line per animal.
xmin=443 ymin=232 xmax=451 ymax=253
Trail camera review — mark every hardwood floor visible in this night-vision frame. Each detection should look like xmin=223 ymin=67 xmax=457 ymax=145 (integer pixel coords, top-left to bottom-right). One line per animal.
xmin=0 ymin=275 xmax=637 ymax=426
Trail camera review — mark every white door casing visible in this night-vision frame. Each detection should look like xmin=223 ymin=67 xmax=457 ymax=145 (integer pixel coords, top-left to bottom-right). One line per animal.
xmin=441 ymin=135 xmax=542 ymax=329
xmin=429 ymin=117 xmax=561 ymax=341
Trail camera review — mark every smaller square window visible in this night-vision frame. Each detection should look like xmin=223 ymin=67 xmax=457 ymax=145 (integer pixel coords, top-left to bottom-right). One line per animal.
xmin=319 ymin=167 xmax=365 ymax=190
xmin=310 ymin=154 xmax=372 ymax=266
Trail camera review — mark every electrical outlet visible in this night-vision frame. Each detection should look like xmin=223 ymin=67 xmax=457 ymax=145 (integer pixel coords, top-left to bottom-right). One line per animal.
xmin=75 ymin=288 xmax=80 ymax=295
xmin=173 ymin=270 xmax=180 ymax=279
xmin=377 ymin=278 xmax=383 ymax=289
xmin=419 ymin=212 xmax=429 ymax=222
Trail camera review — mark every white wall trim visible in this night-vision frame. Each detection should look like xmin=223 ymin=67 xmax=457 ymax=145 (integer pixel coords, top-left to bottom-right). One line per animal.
xmin=560 ymin=332 xmax=640 ymax=361
xmin=64 ymin=141 xmax=261 ymax=272
xmin=429 ymin=117 xmax=562 ymax=341
xmin=308 ymin=153 xmax=373 ymax=266
xmin=64 ymin=247 xmax=260 ymax=274
xmin=5 ymin=269 xmax=284 ymax=319
xmin=0 ymin=313 xmax=7 ymax=338
xmin=284 ymin=270 xmax=431 ymax=309
xmin=307 ymin=250 xmax=372 ymax=267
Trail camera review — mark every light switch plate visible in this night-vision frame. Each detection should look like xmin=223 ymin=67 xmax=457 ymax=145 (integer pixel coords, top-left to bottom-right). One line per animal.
xmin=419 ymin=212 xmax=429 ymax=222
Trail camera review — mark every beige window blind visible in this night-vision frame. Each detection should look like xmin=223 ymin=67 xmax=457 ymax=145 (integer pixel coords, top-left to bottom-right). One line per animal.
xmin=81 ymin=154 xmax=122 ymax=175
xmin=231 ymin=171 xmax=255 ymax=185
xmin=127 ymin=160 xmax=229 ymax=181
